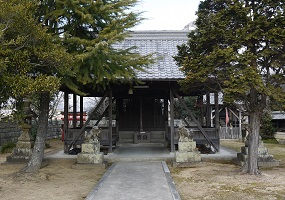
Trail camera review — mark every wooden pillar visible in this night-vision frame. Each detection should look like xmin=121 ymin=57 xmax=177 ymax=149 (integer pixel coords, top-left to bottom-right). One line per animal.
xmin=206 ymin=93 xmax=211 ymax=127
xmin=153 ymin=98 xmax=156 ymax=127
xmin=214 ymin=92 xmax=220 ymax=137
xmin=63 ymin=92 xmax=69 ymax=153
xmin=170 ymin=89 xmax=175 ymax=152
xmin=197 ymin=95 xmax=204 ymax=126
xmin=239 ymin=109 xmax=242 ymax=139
xmin=115 ymin=98 xmax=120 ymax=139
xmin=108 ymin=90 xmax=113 ymax=153
xmin=140 ymin=97 xmax=143 ymax=132
xmin=80 ymin=96 xmax=84 ymax=127
xmin=72 ymin=94 xmax=77 ymax=128
xmin=164 ymin=97 xmax=169 ymax=136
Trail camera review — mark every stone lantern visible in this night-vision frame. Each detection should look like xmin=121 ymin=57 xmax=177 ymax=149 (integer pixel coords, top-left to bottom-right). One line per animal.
xmin=7 ymin=98 xmax=33 ymax=162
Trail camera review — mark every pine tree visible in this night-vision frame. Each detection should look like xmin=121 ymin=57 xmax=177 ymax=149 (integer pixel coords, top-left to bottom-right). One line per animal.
xmin=37 ymin=0 xmax=153 ymax=90
xmin=23 ymin=0 xmax=152 ymax=172
xmin=175 ymin=0 xmax=285 ymax=175
xmin=0 ymin=0 xmax=73 ymax=172
xmin=0 ymin=0 xmax=73 ymax=100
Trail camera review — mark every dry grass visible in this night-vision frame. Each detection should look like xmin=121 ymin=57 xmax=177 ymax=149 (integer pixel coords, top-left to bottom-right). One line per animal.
xmin=170 ymin=139 xmax=285 ymax=200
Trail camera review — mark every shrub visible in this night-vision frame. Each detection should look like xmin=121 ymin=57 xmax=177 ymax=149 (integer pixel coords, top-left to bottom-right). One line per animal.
xmin=1 ymin=142 xmax=16 ymax=154
xmin=260 ymin=112 xmax=277 ymax=139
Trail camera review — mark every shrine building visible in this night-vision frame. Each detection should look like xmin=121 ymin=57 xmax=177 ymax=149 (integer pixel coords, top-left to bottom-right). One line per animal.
xmin=61 ymin=30 xmax=221 ymax=154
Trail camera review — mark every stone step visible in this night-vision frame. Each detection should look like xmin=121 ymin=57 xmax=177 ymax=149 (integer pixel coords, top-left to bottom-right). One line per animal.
xmin=104 ymin=156 xmax=174 ymax=162
xmin=151 ymin=134 xmax=165 ymax=139
xmin=116 ymin=143 xmax=166 ymax=147
xmin=150 ymin=139 xmax=166 ymax=143
xmin=150 ymin=131 xmax=165 ymax=139
xmin=118 ymin=139 xmax=134 ymax=143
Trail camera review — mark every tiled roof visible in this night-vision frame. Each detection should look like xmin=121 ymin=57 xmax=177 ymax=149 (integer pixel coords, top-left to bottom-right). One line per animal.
xmin=272 ymin=111 xmax=285 ymax=120
xmin=113 ymin=30 xmax=189 ymax=81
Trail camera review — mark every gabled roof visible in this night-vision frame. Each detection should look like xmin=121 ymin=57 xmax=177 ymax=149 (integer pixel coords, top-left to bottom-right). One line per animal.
xmin=113 ymin=30 xmax=189 ymax=81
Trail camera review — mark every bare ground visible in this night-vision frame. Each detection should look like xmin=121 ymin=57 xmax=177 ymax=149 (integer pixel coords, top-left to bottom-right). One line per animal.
xmin=0 ymin=139 xmax=106 ymax=200
xmin=0 ymin=139 xmax=285 ymax=200
xmin=169 ymin=140 xmax=285 ymax=200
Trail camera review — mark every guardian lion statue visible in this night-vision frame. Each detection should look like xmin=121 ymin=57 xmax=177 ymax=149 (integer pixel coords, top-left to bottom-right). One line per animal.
xmin=178 ymin=125 xmax=193 ymax=142
xmin=85 ymin=126 xmax=101 ymax=144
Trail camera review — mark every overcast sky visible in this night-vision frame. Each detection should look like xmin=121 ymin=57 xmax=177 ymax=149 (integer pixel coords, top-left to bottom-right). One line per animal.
xmin=132 ymin=0 xmax=202 ymax=30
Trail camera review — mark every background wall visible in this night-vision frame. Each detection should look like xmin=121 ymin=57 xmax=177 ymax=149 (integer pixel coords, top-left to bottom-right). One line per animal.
xmin=0 ymin=119 xmax=62 ymax=146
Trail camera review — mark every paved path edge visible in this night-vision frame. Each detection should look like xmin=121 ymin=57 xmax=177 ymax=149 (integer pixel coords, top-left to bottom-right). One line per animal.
xmin=162 ymin=161 xmax=181 ymax=200
xmin=85 ymin=163 xmax=117 ymax=200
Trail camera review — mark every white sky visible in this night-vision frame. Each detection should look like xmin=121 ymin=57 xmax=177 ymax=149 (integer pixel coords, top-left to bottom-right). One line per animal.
xmin=132 ymin=0 xmax=202 ymax=30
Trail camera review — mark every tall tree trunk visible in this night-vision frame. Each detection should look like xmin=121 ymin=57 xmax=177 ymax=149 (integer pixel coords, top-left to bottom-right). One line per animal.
xmin=242 ymin=88 xmax=265 ymax=175
xmin=247 ymin=111 xmax=261 ymax=175
xmin=23 ymin=92 xmax=50 ymax=173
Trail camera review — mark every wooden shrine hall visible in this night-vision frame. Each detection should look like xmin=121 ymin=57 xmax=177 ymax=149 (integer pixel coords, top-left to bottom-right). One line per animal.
xmin=62 ymin=31 xmax=220 ymax=154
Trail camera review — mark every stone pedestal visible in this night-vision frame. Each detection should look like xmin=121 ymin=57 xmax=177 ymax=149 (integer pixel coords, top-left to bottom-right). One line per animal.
xmin=178 ymin=141 xmax=197 ymax=152
xmin=275 ymin=132 xmax=285 ymax=144
xmin=175 ymin=151 xmax=201 ymax=162
xmin=77 ymin=139 xmax=104 ymax=164
xmin=174 ymin=141 xmax=201 ymax=167
xmin=77 ymin=151 xmax=104 ymax=164
xmin=237 ymin=138 xmax=279 ymax=168
xmin=6 ymin=125 xmax=32 ymax=163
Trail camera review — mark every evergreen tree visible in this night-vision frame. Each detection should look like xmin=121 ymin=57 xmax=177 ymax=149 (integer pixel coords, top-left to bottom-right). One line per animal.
xmin=1 ymin=0 xmax=152 ymax=172
xmin=175 ymin=0 xmax=285 ymax=174
xmin=0 ymin=0 xmax=73 ymax=172
xmin=0 ymin=0 xmax=72 ymax=98
xmin=28 ymin=0 xmax=151 ymax=172
xmin=37 ymin=0 xmax=152 ymax=90
xmin=174 ymin=97 xmax=198 ymax=119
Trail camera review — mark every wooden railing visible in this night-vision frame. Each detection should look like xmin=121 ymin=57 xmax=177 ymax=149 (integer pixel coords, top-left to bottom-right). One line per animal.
xmin=219 ymin=127 xmax=241 ymax=139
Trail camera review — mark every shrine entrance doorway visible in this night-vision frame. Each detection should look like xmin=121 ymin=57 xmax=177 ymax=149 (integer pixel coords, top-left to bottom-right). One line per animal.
xmin=117 ymin=96 xmax=167 ymax=144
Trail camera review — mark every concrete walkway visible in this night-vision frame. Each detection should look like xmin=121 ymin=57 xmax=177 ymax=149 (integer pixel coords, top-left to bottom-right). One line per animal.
xmin=85 ymin=161 xmax=180 ymax=200
xmin=44 ymin=145 xmax=238 ymax=200
xmin=104 ymin=143 xmax=174 ymax=162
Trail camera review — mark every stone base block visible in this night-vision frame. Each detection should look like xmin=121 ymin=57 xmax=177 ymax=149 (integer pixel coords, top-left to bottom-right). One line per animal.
xmin=240 ymin=146 xmax=248 ymax=155
xmin=238 ymin=152 xmax=276 ymax=162
xmin=237 ymin=152 xmax=247 ymax=162
xmin=13 ymin=148 xmax=32 ymax=156
xmin=276 ymin=139 xmax=285 ymax=144
xmin=6 ymin=155 xmax=30 ymax=163
xmin=258 ymin=155 xmax=275 ymax=162
xmin=77 ymin=152 xmax=104 ymax=164
xmin=6 ymin=148 xmax=32 ymax=163
xmin=178 ymin=141 xmax=196 ymax=152
xmin=81 ymin=143 xmax=100 ymax=154
xmin=275 ymin=132 xmax=285 ymax=144
xmin=258 ymin=161 xmax=280 ymax=168
xmin=241 ymin=146 xmax=271 ymax=155
xmin=258 ymin=146 xmax=269 ymax=155
xmin=240 ymin=160 xmax=280 ymax=168
xmin=175 ymin=151 xmax=201 ymax=163
xmin=16 ymin=141 xmax=32 ymax=149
